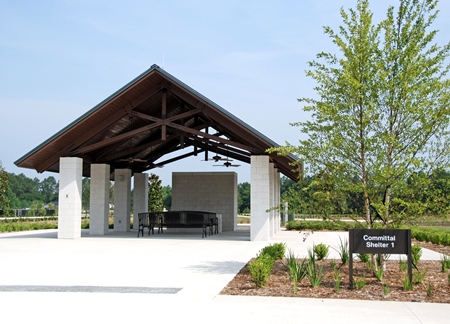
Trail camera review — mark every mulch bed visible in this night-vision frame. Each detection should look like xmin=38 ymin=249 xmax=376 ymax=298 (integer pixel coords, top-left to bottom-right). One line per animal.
xmin=221 ymin=242 xmax=450 ymax=303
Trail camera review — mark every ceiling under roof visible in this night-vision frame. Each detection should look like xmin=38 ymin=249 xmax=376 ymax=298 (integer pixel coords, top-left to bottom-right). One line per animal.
xmin=15 ymin=64 xmax=300 ymax=181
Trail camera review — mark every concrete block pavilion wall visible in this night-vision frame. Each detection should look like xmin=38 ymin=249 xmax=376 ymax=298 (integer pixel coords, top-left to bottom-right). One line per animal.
xmin=250 ymin=155 xmax=280 ymax=241
xmin=56 ymin=157 xmax=279 ymax=241
xmin=57 ymin=157 xmax=83 ymax=239
xmin=171 ymin=172 xmax=237 ymax=232
xmin=57 ymin=158 xmax=148 ymax=238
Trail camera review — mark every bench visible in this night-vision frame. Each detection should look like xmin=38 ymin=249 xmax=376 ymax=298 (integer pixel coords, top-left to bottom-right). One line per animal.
xmin=137 ymin=211 xmax=217 ymax=238
xmin=137 ymin=212 xmax=162 ymax=237
xmin=159 ymin=211 xmax=211 ymax=238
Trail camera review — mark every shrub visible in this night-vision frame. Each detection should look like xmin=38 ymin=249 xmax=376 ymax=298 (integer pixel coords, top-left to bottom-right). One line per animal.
xmin=353 ymin=276 xmax=366 ymax=289
xmin=285 ymin=220 xmax=358 ymax=232
xmin=313 ymin=243 xmax=329 ymax=261
xmin=374 ymin=267 xmax=383 ymax=282
xmin=0 ymin=220 xmax=57 ymax=233
xmin=357 ymin=253 xmax=370 ymax=263
xmin=427 ymin=282 xmax=433 ymax=297
xmin=399 ymin=258 xmax=408 ymax=271
xmin=413 ymin=269 xmax=427 ymax=285
xmin=260 ymin=243 xmax=286 ymax=260
xmin=403 ymin=275 xmax=413 ymax=291
xmin=334 ymin=268 xmax=341 ymax=293
xmin=411 ymin=228 xmax=450 ymax=247
xmin=411 ymin=244 xmax=423 ymax=266
xmin=441 ymin=255 xmax=450 ymax=272
xmin=248 ymin=254 xmax=274 ymax=288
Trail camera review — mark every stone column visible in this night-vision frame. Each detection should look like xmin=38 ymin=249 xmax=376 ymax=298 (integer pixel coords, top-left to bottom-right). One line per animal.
xmin=114 ymin=169 xmax=131 ymax=232
xmin=133 ymin=173 xmax=148 ymax=230
xmin=270 ymin=163 xmax=276 ymax=237
xmin=89 ymin=164 xmax=110 ymax=235
xmin=58 ymin=157 xmax=82 ymax=239
xmin=274 ymin=168 xmax=280 ymax=233
xmin=250 ymin=155 xmax=271 ymax=241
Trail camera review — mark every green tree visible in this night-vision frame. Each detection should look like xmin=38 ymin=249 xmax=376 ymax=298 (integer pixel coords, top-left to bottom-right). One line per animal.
xmin=162 ymin=185 xmax=172 ymax=210
xmin=148 ymin=174 xmax=164 ymax=212
xmin=280 ymin=177 xmax=296 ymax=196
xmin=82 ymin=177 xmax=90 ymax=216
xmin=270 ymin=0 xmax=450 ymax=230
xmin=6 ymin=173 xmax=41 ymax=208
xmin=47 ymin=202 xmax=58 ymax=216
xmin=29 ymin=200 xmax=46 ymax=216
xmin=39 ymin=176 xmax=58 ymax=203
xmin=5 ymin=187 xmax=21 ymax=210
xmin=0 ymin=161 xmax=10 ymax=215
xmin=270 ymin=0 xmax=450 ymax=272
xmin=238 ymin=182 xmax=250 ymax=213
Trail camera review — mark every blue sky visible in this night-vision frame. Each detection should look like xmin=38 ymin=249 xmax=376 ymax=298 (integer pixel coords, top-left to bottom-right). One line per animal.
xmin=1 ymin=0 xmax=449 ymax=186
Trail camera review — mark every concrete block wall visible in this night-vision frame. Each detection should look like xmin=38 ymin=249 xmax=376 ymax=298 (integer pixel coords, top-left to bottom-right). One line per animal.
xmin=89 ymin=164 xmax=110 ymax=235
xmin=250 ymin=156 xmax=271 ymax=241
xmin=114 ymin=169 xmax=131 ymax=232
xmin=250 ymin=155 xmax=280 ymax=241
xmin=133 ymin=173 xmax=148 ymax=230
xmin=171 ymin=172 xmax=237 ymax=231
xmin=58 ymin=157 xmax=82 ymax=239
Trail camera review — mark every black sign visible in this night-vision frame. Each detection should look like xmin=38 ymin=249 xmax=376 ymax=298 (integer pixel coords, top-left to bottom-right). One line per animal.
xmin=350 ymin=229 xmax=409 ymax=254
xmin=348 ymin=229 xmax=412 ymax=288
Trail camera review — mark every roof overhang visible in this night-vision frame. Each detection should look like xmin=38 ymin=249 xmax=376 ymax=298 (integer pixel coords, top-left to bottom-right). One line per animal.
xmin=15 ymin=64 xmax=300 ymax=181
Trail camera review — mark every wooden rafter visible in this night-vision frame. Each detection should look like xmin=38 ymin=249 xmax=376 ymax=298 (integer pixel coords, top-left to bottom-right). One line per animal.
xmin=16 ymin=65 xmax=299 ymax=181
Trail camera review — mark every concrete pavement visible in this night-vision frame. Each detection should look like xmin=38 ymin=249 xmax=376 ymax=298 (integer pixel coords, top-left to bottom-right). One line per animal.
xmin=0 ymin=227 xmax=448 ymax=323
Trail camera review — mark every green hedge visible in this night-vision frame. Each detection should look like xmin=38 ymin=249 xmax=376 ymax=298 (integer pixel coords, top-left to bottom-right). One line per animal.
xmin=285 ymin=220 xmax=362 ymax=231
xmin=0 ymin=221 xmax=57 ymax=232
xmin=411 ymin=228 xmax=450 ymax=246
xmin=285 ymin=220 xmax=450 ymax=247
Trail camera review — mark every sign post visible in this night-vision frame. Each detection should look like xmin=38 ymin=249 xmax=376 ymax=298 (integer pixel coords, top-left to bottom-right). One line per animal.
xmin=348 ymin=229 xmax=412 ymax=288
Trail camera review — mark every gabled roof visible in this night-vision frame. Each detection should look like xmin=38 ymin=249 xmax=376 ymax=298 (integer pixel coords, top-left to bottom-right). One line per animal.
xmin=15 ymin=65 xmax=300 ymax=181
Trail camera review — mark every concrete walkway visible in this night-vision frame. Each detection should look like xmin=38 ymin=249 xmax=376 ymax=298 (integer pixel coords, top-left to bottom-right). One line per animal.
xmin=0 ymin=227 xmax=448 ymax=323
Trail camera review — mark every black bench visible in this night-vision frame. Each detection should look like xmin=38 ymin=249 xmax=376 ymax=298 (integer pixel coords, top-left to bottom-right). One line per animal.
xmin=159 ymin=211 xmax=210 ymax=238
xmin=137 ymin=212 xmax=162 ymax=237
xmin=137 ymin=211 xmax=217 ymax=238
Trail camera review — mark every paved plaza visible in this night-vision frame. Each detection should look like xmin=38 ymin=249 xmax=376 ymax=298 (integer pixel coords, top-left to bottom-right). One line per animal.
xmin=0 ymin=227 xmax=448 ymax=323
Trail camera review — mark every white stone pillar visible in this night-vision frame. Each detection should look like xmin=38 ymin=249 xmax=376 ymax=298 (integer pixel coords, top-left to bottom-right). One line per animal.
xmin=89 ymin=164 xmax=110 ymax=235
xmin=114 ymin=169 xmax=131 ymax=232
xmin=133 ymin=173 xmax=148 ymax=230
xmin=58 ymin=157 xmax=83 ymax=239
xmin=269 ymin=162 xmax=275 ymax=238
xmin=274 ymin=168 xmax=280 ymax=233
xmin=250 ymin=155 xmax=271 ymax=241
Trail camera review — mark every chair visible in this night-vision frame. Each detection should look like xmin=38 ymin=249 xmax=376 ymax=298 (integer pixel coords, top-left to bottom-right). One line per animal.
xmin=137 ymin=213 xmax=148 ymax=237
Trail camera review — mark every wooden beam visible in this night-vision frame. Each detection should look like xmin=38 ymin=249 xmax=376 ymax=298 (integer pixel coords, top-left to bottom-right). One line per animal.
xmin=36 ymin=84 xmax=166 ymax=173
xmin=129 ymin=108 xmax=253 ymax=152
xmin=184 ymin=138 xmax=250 ymax=164
xmin=98 ymin=134 xmax=177 ymax=162
xmin=71 ymin=123 xmax=160 ymax=155
xmin=167 ymin=108 xmax=202 ymax=122
xmin=166 ymin=122 xmax=254 ymax=152
xmin=156 ymin=149 xmax=206 ymax=165
xmin=168 ymin=85 xmax=266 ymax=152
xmin=128 ymin=83 xmax=164 ymax=109
xmin=161 ymin=89 xmax=167 ymax=141
xmin=36 ymin=108 xmax=128 ymax=173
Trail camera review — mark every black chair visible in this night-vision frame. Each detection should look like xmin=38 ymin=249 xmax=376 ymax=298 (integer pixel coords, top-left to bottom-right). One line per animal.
xmin=137 ymin=213 xmax=148 ymax=237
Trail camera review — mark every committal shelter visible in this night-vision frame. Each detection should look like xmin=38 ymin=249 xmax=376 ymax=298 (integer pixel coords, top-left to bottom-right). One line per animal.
xmin=15 ymin=65 xmax=300 ymax=241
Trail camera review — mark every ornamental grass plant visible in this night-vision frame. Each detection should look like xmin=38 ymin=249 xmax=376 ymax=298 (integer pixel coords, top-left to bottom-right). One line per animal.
xmin=284 ymin=249 xmax=308 ymax=294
